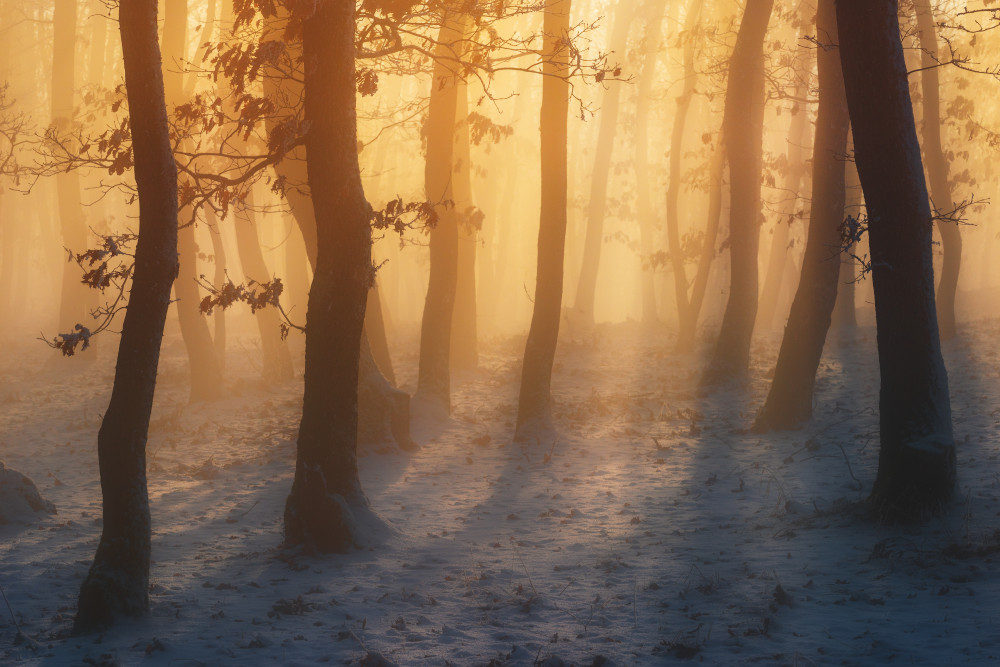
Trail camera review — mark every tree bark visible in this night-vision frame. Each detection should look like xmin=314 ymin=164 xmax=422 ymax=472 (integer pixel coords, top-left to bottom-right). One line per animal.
xmin=164 ymin=0 xmax=225 ymax=401
xmin=515 ymin=0 xmax=572 ymax=440
xmin=702 ymin=0 xmax=774 ymax=385
xmin=914 ymin=1 xmax=961 ymax=342
xmin=415 ymin=11 xmax=468 ymax=415
xmin=206 ymin=207 xmax=228 ymax=369
xmin=836 ymin=0 xmax=955 ymax=520
xmin=753 ymin=0 xmax=849 ymax=432
xmin=74 ymin=0 xmax=178 ymax=632
xmin=283 ymin=0 xmax=377 ymax=552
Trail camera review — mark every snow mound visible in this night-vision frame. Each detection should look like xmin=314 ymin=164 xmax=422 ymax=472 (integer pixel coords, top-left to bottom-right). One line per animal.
xmin=0 ymin=461 xmax=56 ymax=525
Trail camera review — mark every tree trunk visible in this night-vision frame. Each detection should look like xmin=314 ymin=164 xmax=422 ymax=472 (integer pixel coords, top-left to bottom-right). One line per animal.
xmin=233 ymin=193 xmax=294 ymax=382
xmin=164 ymin=0 xmax=225 ymax=400
xmin=366 ymin=280 xmax=395 ymax=385
xmin=52 ymin=0 xmax=95 ymax=345
xmin=74 ymin=0 xmax=178 ymax=632
xmin=756 ymin=75 xmax=809 ymax=332
xmin=284 ymin=0 xmax=377 ymax=552
xmin=666 ymin=0 xmax=704 ymax=342
xmin=206 ymin=207 xmax=228 ymax=369
xmin=415 ymin=11 xmax=468 ymax=415
xmin=753 ymin=0 xmax=849 ymax=432
xmin=451 ymin=78 xmax=479 ymax=371
xmin=702 ymin=0 xmax=774 ymax=385
xmin=515 ymin=0 xmax=572 ymax=440
xmin=831 ymin=150 xmax=859 ymax=328
xmin=836 ymin=0 xmax=955 ymax=520
xmin=914 ymin=1 xmax=961 ymax=342
xmin=572 ymin=1 xmax=635 ymax=327
xmin=633 ymin=0 xmax=667 ymax=324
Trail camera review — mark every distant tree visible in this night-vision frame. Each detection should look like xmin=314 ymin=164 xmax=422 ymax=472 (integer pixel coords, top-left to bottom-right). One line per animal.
xmin=164 ymin=0 xmax=226 ymax=400
xmin=836 ymin=0 xmax=955 ymax=519
xmin=74 ymin=0 xmax=179 ymax=631
xmin=831 ymin=150 xmax=860 ymax=328
xmin=572 ymin=0 xmax=636 ymax=328
xmin=753 ymin=0 xmax=850 ymax=432
xmin=702 ymin=0 xmax=774 ymax=385
xmin=515 ymin=0 xmax=572 ymax=440
xmin=414 ymin=9 xmax=469 ymax=417
xmin=914 ymin=0 xmax=962 ymax=342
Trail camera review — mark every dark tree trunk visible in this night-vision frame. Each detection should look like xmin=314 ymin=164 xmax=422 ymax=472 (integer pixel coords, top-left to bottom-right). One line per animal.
xmin=831 ymin=150 xmax=859 ymax=328
xmin=753 ymin=0 xmax=850 ymax=432
xmin=283 ymin=0 xmax=376 ymax=552
xmin=702 ymin=0 xmax=774 ymax=385
xmin=233 ymin=195 xmax=294 ymax=382
xmin=572 ymin=2 xmax=635 ymax=327
xmin=74 ymin=0 xmax=178 ymax=632
xmin=914 ymin=2 xmax=961 ymax=341
xmin=415 ymin=12 xmax=467 ymax=415
xmin=164 ymin=0 xmax=225 ymax=401
xmin=259 ymin=5 xmax=409 ymax=449
xmin=836 ymin=0 xmax=955 ymax=520
xmin=366 ymin=280 xmax=395 ymax=385
xmin=515 ymin=0 xmax=571 ymax=440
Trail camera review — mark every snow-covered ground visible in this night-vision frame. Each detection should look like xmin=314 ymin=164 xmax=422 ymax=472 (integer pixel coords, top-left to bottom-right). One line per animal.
xmin=1 ymin=318 xmax=999 ymax=665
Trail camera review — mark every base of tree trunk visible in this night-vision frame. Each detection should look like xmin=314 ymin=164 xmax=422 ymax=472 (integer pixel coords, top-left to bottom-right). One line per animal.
xmin=74 ymin=547 xmax=149 ymax=634
xmin=752 ymin=392 xmax=812 ymax=433
xmin=869 ymin=435 xmax=956 ymax=522
xmin=358 ymin=367 xmax=417 ymax=453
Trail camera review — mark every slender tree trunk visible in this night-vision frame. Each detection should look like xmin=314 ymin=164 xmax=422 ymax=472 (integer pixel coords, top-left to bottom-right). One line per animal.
xmin=837 ymin=0 xmax=955 ymax=519
xmin=164 ymin=0 xmax=225 ymax=400
xmin=284 ymin=0 xmax=377 ymax=552
xmin=831 ymin=150 xmax=859 ymax=328
xmin=366 ymin=280 xmax=395 ymax=384
xmin=206 ymin=207 xmax=228 ymax=369
xmin=74 ymin=0 xmax=178 ymax=632
xmin=666 ymin=0 xmax=704 ymax=341
xmin=702 ymin=0 xmax=774 ymax=384
xmin=515 ymin=0 xmax=572 ymax=440
xmin=283 ymin=211 xmax=311 ymax=323
xmin=415 ymin=11 xmax=468 ymax=414
xmin=451 ymin=78 xmax=479 ymax=371
xmin=914 ymin=2 xmax=961 ymax=341
xmin=756 ymin=75 xmax=809 ymax=332
xmin=676 ymin=136 xmax=726 ymax=352
xmin=233 ymin=195 xmax=294 ymax=382
xmin=753 ymin=0 xmax=849 ymax=431
xmin=53 ymin=0 xmax=95 ymax=344
xmin=572 ymin=1 xmax=635 ymax=326
xmin=633 ymin=0 xmax=667 ymax=324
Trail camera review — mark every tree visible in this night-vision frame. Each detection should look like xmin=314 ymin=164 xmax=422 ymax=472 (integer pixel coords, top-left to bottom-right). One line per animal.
xmin=164 ymin=0 xmax=226 ymax=401
xmin=281 ymin=0 xmax=382 ymax=551
xmin=914 ymin=0 xmax=962 ymax=342
xmin=836 ymin=0 xmax=955 ymax=519
xmin=515 ymin=0 xmax=572 ymax=440
xmin=702 ymin=0 xmax=774 ymax=385
xmin=753 ymin=0 xmax=850 ymax=432
xmin=831 ymin=150 xmax=860 ymax=328
xmin=414 ymin=10 xmax=469 ymax=416
xmin=572 ymin=0 xmax=635 ymax=328
xmin=74 ymin=0 xmax=179 ymax=631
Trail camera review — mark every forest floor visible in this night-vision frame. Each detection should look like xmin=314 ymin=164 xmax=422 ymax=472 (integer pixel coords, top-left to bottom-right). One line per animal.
xmin=1 ymin=316 xmax=999 ymax=666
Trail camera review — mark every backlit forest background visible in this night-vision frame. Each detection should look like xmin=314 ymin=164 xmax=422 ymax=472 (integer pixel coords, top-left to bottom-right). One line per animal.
xmin=2 ymin=0 xmax=1000 ymax=664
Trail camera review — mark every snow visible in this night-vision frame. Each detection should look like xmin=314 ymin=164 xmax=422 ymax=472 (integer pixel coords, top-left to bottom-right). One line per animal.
xmin=1 ymin=319 xmax=999 ymax=665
